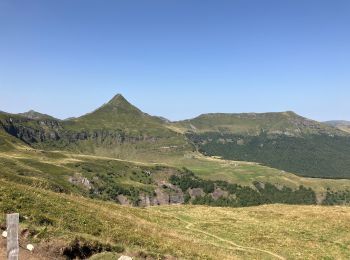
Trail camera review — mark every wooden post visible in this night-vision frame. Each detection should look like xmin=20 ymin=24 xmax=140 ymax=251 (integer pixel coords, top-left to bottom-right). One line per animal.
xmin=6 ymin=213 xmax=19 ymax=260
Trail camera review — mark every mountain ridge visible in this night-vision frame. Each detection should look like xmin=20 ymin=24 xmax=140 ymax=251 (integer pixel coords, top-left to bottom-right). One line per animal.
xmin=1 ymin=94 xmax=350 ymax=179
xmin=19 ymin=109 xmax=58 ymax=120
xmin=172 ymin=110 xmax=346 ymax=137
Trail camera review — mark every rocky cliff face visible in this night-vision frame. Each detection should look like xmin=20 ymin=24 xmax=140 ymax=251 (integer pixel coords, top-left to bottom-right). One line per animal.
xmin=0 ymin=117 xmax=62 ymax=144
xmin=118 ymin=183 xmax=185 ymax=207
xmin=0 ymin=95 xmax=188 ymax=157
xmin=0 ymin=115 xmax=160 ymax=149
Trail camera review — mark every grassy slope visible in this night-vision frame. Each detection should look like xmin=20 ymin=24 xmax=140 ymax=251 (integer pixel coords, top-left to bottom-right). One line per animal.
xmin=192 ymin=132 xmax=350 ymax=179
xmin=1 ymin=179 xmax=350 ymax=259
xmin=64 ymin=94 xmax=182 ymax=137
xmin=2 ymin=118 xmax=350 ymax=258
xmin=164 ymin=153 xmax=350 ymax=195
xmin=0 ymin=95 xmax=190 ymax=160
xmin=18 ymin=110 xmax=58 ymax=120
xmin=2 ymin=130 xmax=350 ymax=200
xmin=3 ymin=97 xmax=349 ymax=180
xmin=172 ymin=111 xmax=344 ymax=136
xmin=154 ymin=204 xmax=350 ymax=260
xmin=338 ymin=125 xmax=350 ymax=133
xmin=324 ymin=121 xmax=350 ymax=133
xmin=171 ymin=112 xmax=350 ymax=179
xmin=108 ymin=143 xmax=350 ymax=197
xmin=56 ymin=94 xmax=191 ymax=159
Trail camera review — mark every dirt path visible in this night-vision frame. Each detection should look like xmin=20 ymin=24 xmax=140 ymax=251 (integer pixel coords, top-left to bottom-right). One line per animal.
xmin=160 ymin=212 xmax=286 ymax=260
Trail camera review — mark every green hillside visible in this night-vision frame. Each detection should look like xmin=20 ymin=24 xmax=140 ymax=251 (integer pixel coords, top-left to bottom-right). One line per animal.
xmin=188 ymin=132 xmax=350 ymax=179
xmin=65 ymin=94 xmax=173 ymax=134
xmin=2 ymin=97 xmax=350 ymax=259
xmin=174 ymin=112 xmax=350 ymax=179
xmin=0 ymin=95 xmax=190 ymax=159
xmin=1 ymin=180 xmax=350 ymax=259
xmin=1 ymin=136 xmax=350 ymax=208
xmin=2 ymin=96 xmax=350 ymax=179
xmin=19 ymin=110 xmax=58 ymax=120
xmin=173 ymin=112 xmax=345 ymax=136
xmin=324 ymin=120 xmax=350 ymax=133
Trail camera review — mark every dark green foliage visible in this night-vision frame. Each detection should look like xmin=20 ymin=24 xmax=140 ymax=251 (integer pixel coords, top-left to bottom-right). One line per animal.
xmin=184 ymin=192 xmax=191 ymax=203
xmin=254 ymin=182 xmax=317 ymax=204
xmin=76 ymin=161 xmax=156 ymax=205
xmin=323 ymin=189 xmax=350 ymax=205
xmin=169 ymin=169 xmax=215 ymax=193
xmin=187 ymin=132 xmax=350 ymax=179
xmin=170 ymin=170 xmax=317 ymax=207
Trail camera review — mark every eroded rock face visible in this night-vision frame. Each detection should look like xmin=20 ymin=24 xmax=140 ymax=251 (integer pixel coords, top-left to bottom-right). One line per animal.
xmin=0 ymin=117 xmax=63 ymax=143
xmin=136 ymin=182 xmax=185 ymax=207
xmin=211 ymin=188 xmax=228 ymax=200
xmin=117 ymin=195 xmax=131 ymax=206
xmin=153 ymin=188 xmax=170 ymax=205
xmin=68 ymin=173 xmax=92 ymax=190
xmin=0 ymin=116 xmax=162 ymax=151
xmin=138 ymin=194 xmax=152 ymax=207
xmin=188 ymin=188 xmax=205 ymax=199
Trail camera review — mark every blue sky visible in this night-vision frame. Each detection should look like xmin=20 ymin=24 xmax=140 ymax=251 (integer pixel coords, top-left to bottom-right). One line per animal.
xmin=0 ymin=0 xmax=349 ymax=121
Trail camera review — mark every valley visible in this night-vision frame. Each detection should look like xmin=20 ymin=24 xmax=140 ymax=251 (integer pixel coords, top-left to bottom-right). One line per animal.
xmin=1 ymin=94 xmax=350 ymax=259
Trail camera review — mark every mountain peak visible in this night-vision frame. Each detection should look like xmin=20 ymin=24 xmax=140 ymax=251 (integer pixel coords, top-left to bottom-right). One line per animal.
xmin=102 ymin=93 xmax=141 ymax=114
xmin=107 ymin=94 xmax=129 ymax=106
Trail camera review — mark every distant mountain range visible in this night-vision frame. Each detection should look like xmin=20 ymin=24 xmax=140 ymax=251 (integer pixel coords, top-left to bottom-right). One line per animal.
xmin=174 ymin=111 xmax=345 ymax=136
xmin=324 ymin=120 xmax=350 ymax=133
xmin=1 ymin=94 xmax=350 ymax=179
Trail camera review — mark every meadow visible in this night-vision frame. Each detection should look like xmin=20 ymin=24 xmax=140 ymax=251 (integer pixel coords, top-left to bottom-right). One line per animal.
xmin=1 ymin=178 xmax=350 ymax=259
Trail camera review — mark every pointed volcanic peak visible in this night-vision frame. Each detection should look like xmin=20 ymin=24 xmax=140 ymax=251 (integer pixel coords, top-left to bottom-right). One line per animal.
xmin=173 ymin=111 xmax=346 ymax=136
xmin=64 ymin=94 xmax=171 ymax=135
xmin=107 ymin=93 xmax=137 ymax=108
xmin=84 ymin=94 xmax=142 ymax=117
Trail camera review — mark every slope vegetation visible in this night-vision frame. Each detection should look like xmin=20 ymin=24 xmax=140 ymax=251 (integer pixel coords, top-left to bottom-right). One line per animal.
xmin=1 ymin=102 xmax=350 ymax=259
xmin=324 ymin=120 xmax=350 ymax=133
xmin=174 ymin=112 xmax=344 ymax=136
xmin=0 ymin=94 xmax=189 ymax=159
xmin=1 ymin=180 xmax=350 ymax=259
xmin=174 ymin=112 xmax=350 ymax=179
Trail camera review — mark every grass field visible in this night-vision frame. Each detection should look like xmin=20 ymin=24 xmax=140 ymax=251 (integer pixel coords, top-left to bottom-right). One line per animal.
xmin=135 ymin=152 xmax=350 ymax=197
xmin=149 ymin=152 xmax=350 ymax=196
xmin=2 ymin=129 xmax=350 ymax=259
xmin=1 ymin=178 xmax=350 ymax=259
xmin=2 ymin=137 xmax=350 ymax=200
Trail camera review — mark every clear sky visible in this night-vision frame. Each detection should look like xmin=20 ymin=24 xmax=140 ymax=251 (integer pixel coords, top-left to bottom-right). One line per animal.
xmin=0 ymin=0 xmax=349 ymax=121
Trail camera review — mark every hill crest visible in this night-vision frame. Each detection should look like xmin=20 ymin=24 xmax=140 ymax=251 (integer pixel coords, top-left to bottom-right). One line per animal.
xmin=173 ymin=111 xmax=345 ymax=136
xmin=19 ymin=110 xmax=57 ymax=120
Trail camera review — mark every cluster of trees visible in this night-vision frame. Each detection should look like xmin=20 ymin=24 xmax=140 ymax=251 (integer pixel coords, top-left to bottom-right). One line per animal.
xmin=187 ymin=132 xmax=350 ymax=179
xmin=254 ymin=182 xmax=316 ymax=205
xmin=170 ymin=169 xmax=317 ymax=207
xmin=169 ymin=168 xmax=215 ymax=193
xmin=89 ymin=176 xmax=142 ymax=205
xmin=323 ymin=189 xmax=350 ymax=205
xmin=77 ymin=163 xmax=155 ymax=206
